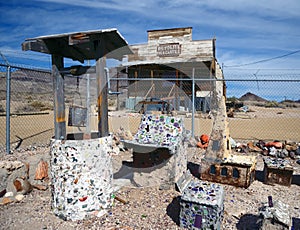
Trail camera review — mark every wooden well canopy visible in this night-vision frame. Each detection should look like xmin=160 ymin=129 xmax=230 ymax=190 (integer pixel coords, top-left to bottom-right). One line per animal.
xmin=22 ymin=28 xmax=132 ymax=140
xmin=22 ymin=28 xmax=131 ymax=62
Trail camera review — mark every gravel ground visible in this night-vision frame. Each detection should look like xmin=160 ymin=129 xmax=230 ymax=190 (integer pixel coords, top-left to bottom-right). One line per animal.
xmin=0 ymin=146 xmax=300 ymax=230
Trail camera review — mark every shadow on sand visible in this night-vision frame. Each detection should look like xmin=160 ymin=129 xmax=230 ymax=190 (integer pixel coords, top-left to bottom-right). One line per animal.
xmin=166 ymin=196 xmax=181 ymax=226
xmin=236 ymin=214 xmax=261 ymax=230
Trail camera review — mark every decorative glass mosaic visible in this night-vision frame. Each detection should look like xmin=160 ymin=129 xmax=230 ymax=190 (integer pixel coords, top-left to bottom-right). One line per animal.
xmin=180 ymin=180 xmax=224 ymax=229
xmin=259 ymin=199 xmax=292 ymax=228
xmin=134 ymin=115 xmax=183 ymax=153
xmin=122 ymin=114 xmax=188 ymax=187
xmin=50 ymin=137 xmax=113 ymax=221
xmin=263 ymin=157 xmax=293 ymax=170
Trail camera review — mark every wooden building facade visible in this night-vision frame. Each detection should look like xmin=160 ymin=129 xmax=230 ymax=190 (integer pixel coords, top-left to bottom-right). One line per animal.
xmin=120 ymin=27 xmax=224 ymax=112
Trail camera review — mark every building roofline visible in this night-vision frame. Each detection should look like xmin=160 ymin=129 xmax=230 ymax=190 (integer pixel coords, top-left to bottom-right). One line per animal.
xmin=147 ymin=27 xmax=193 ymax=33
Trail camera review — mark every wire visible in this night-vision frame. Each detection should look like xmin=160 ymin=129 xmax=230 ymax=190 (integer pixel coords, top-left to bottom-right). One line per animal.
xmin=224 ymin=49 xmax=300 ymax=68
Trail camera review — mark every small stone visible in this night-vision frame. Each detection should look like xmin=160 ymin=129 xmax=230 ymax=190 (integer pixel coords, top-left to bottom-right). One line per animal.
xmin=4 ymin=191 xmax=14 ymax=197
xmin=1 ymin=197 xmax=14 ymax=205
xmin=34 ymin=158 xmax=49 ymax=180
xmin=15 ymin=194 xmax=25 ymax=202
xmin=33 ymin=184 xmax=48 ymax=191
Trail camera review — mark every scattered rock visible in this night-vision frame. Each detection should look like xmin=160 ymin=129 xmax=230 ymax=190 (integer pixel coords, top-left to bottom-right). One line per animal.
xmin=15 ymin=194 xmax=25 ymax=202
xmin=116 ymin=127 xmax=133 ymax=141
xmin=34 ymin=158 xmax=49 ymax=180
xmin=1 ymin=196 xmax=14 ymax=205
xmin=32 ymin=184 xmax=48 ymax=191
xmin=13 ymin=178 xmax=23 ymax=192
xmin=13 ymin=178 xmax=33 ymax=195
xmin=265 ymin=141 xmax=282 ymax=149
xmin=4 ymin=191 xmax=14 ymax=197
xmin=0 ymin=160 xmax=23 ymax=171
xmin=247 ymin=141 xmax=262 ymax=152
xmin=0 ymin=140 xmax=299 ymax=229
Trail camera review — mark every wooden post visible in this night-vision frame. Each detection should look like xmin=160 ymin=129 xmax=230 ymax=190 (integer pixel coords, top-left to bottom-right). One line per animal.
xmin=134 ymin=70 xmax=138 ymax=103
xmin=52 ymin=55 xmax=66 ymax=140
xmin=117 ymin=72 xmax=120 ymax=111
xmin=176 ymin=69 xmax=179 ymax=110
xmin=95 ymin=41 xmax=109 ymax=137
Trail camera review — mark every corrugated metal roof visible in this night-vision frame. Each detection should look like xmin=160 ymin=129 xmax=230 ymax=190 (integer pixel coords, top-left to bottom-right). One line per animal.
xmin=22 ymin=28 xmax=132 ymax=63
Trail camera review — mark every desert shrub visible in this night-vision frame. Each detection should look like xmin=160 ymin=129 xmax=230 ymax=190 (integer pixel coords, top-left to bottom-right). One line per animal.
xmin=26 ymin=95 xmax=33 ymax=102
xmin=264 ymin=101 xmax=279 ymax=108
xmin=226 ymin=96 xmax=239 ymax=102
xmin=16 ymin=101 xmax=52 ymax=113
xmin=30 ymin=100 xmax=52 ymax=111
xmin=0 ymin=104 xmax=4 ymax=113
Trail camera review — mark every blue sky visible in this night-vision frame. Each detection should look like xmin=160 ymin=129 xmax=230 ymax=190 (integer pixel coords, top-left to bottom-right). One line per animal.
xmin=1 ymin=0 xmax=300 ymax=101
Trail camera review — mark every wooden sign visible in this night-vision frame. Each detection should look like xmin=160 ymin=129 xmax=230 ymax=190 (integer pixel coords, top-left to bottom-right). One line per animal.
xmin=157 ymin=43 xmax=181 ymax=57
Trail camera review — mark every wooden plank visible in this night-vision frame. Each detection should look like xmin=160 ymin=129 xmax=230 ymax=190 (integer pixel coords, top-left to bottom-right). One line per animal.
xmin=95 ymin=39 xmax=109 ymax=137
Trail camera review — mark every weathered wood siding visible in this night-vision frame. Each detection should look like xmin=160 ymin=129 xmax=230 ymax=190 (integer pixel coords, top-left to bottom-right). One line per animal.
xmin=127 ymin=28 xmax=215 ymax=64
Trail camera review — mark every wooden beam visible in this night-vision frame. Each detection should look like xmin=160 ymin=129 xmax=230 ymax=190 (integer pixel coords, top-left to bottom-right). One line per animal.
xmin=95 ymin=41 xmax=109 ymax=137
xmin=52 ymin=55 xmax=66 ymax=140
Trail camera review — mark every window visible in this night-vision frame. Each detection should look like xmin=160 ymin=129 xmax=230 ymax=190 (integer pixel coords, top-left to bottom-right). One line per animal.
xmin=210 ymin=165 xmax=216 ymax=175
xmin=233 ymin=168 xmax=239 ymax=178
xmin=221 ymin=167 xmax=228 ymax=176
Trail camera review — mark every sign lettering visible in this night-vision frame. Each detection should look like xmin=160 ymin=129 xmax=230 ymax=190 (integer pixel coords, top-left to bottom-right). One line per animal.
xmin=157 ymin=43 xmax=181 ymax=57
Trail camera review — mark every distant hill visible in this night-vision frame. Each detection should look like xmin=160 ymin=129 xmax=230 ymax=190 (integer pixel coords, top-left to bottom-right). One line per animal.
xmin=239 ymin=92 xmax=268 ymax=102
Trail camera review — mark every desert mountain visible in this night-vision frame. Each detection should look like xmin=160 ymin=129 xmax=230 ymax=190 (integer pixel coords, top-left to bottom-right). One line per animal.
xmin=239 ymin=92 xmax=267 ymax=102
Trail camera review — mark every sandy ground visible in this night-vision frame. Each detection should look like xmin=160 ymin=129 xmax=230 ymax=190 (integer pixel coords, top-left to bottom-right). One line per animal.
xmin=0 ymin=105 xmax=299 ymax=229
xmin=0 ymin=145 xmax=299 ymax=230
xmin=1 ymin=105 xmax=300 ymax=152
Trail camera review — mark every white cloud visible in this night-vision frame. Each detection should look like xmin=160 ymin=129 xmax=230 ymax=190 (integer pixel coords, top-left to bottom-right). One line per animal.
xmin=1 ymin=0 xmax=299 ymax=85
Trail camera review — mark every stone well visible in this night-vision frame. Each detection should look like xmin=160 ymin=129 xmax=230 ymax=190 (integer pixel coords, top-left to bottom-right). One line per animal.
xmin=50 ymin=136 xmax=113 ymax=221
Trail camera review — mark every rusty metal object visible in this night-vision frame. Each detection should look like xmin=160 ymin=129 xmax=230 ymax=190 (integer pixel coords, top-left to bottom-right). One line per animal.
xmin=114 ymin=196 xmax=128 ymax=205
xmin=263 ymin=158 xmax=293 ymax=187
xmin=200 ymin=158 xmax=256 ymax=188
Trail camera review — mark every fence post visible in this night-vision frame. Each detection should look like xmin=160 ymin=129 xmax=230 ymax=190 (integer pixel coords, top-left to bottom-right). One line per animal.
xmin=6 ymin=65 xmax=11 ymax=154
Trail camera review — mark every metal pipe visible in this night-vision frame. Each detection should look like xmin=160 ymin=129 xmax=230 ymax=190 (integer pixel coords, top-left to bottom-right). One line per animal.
xmin=104 ymin=67 xmax=110 ymax=91
xmin=109 ymin=77 xmax=300 ymax=82
xmin=191 ymin=68 xmax=195 ymax=138
xmin=85 ymin=61 xmax=91 ymax=138
xmin=6 ymin=66 xmax=11 ymax=154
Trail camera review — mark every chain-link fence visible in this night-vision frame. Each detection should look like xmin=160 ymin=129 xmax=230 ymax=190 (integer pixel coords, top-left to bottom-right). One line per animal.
xmin=107 ymin=76 xmax=300 ymax=143
xmin=1 ymin=61 xmax=300 ymax=153
xmin=225 ymin=77 xmax=300 ymax=142
xmin=0 ymin=63 xmax=53 ymax=153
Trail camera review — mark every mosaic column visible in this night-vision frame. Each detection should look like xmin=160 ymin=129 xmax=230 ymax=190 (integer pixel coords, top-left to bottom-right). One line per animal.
xmin=50 ymin=137 xmax=113 ymax=221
